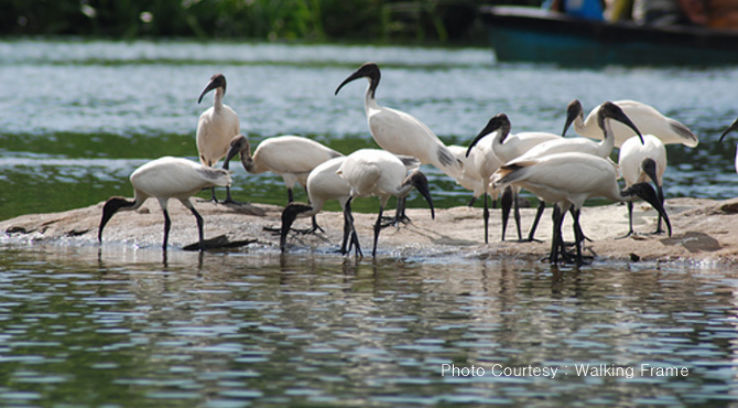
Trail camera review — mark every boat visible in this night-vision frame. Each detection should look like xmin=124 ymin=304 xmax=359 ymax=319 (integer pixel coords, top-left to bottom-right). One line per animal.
xmin=479 ymin=5 xmax=738 ymax=66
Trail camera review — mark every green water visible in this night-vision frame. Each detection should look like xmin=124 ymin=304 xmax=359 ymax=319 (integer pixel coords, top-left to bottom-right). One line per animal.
xmin=2 ymin=39 xmax=738 ymax=406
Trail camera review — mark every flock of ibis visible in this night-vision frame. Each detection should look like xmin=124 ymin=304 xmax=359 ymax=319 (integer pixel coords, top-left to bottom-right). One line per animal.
xmin=97 ymin=63 xmax=738 ymax=265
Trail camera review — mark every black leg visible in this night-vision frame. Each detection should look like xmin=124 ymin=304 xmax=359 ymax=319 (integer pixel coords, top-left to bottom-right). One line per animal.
xmin=513 ymin=190 xmax=522 ymax=241
xmin=526 ymin=200 xmax=546 ymax=242
xmin=500 ymin=186 xmax=513 ymax=241
xmin=344 ymin=198 xmax=362 ymax=257
xmin=340 ymin=209 xmax=350 ymax=254
xmin=162 ymin=209 xmax=171 ymax=250
xmin=627 ymin=200 xmax=635 ymax=236
xmin=373 ymin=206 xmax=384 ymax=258
xmin=188 ymin=206 xmax=205 ymax=251
xmin=210 ymin=187 xmax=218 ymax=203
xmin=483 ymin=193 xmax=489 ymax=244
xmin=287 ymin=188 xmax=294 ymax=203
xmin=549 ymin=205 xmax=564 ymax=265
xmin=467 ymin=196 xmax=477 ymax=207
xmin=655 ymin=185 xmax=665 ymax=234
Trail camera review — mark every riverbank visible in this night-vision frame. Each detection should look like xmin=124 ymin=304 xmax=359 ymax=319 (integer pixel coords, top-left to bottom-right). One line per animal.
xmin=2 ymin=196 xmax=737 ymax=267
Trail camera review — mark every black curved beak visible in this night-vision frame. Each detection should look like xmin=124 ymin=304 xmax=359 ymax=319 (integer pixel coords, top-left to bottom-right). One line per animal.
xmin=98 ymin=197 xmax=129 ymax=243
xmin=407 ymin=171 xmax=434 ymax=219
xmin=466 ymin=116 xmax=501 ymax=158
xmin=624 ymin=182 xmax=672 ymax=237
xmin=198 ymin=76 xmax=222 ymax=104
xmin=562 ymin=99 xmax=583 ymax=137
xmin=280 ymin=203 xmax=313 ymax=252
xmin=602 ymin=102 xmax=644 ymax=144
xmin=335 ymin=70 xmax=365 ymax=96
xmin=223 ymin=135 xmax=247 ymax=170
xmin=719 ymin=117 xmax=738 ymax=142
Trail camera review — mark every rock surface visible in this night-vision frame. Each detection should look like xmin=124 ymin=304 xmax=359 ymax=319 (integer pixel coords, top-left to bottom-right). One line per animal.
xmin=1 ymin=197 xmax=737 ymax=266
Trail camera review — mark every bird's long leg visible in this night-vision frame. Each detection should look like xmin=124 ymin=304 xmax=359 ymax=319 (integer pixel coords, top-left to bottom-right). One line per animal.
xmin=222 ymin=186 xmax=243 ymax=205
xmin=467 ymin=196 xmax=477 ymax=207
xmin=483 ymin=193 xmax=489 ymax=244
xmin=617 ymin=201 xmax=635 ymax=239
xmin=287 ymin=188 xmax=294 ymax=203
xmin=209 ymin=187 xmax=218 ymax=203
xmin=187 ymin=205 xmax=205 ymax=251
xmin=372 ymin=205 xmax=384 ymax=258
xmin=162 ymin=209 xmax=172 ymax=250
xmin=343 ymin=198 xmax=362 ymax=257
xmin=548 ymin=205 xmax=565 ymax=265
xmin=339 ymin=208 xmax=351 ymax=254
xmin=569 ymin=207 xmax=592 ymax=242
xmin=513 ymin=190 xmax=522 ymax=241
xmin=654 ymin=184 xmax=665 ymax=234
xmin=307 ymin=184 xmax=325 ymax=234
xmin=525 ymin=200 xmax=546 ymax=242
xmin=500 ymin=186 xmax=513 ymax=241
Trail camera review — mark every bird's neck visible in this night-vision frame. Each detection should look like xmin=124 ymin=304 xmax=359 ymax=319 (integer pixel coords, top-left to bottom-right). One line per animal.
xmin=240 ymin=146 xmax=260 ymax=173
xmin=596 ymin=121 xmax=616 ymax=157
xmin=364 ymin=85 xmax=379 ymax=112
xmin=213 ymin=88 xmax=225 ymax=111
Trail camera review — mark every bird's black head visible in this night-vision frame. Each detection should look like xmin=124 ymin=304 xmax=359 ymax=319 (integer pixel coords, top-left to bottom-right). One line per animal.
xmin=335 ymin=62 xmax=381 ymax=98
xmin=719 ymin=117 xmax=738 ymax=142
xmin=466 ymin=113 xmax=510 ymax=157
xmin=280 ymin=203 xmax=314 ymax=252
xmin=598 ymin=101 xmax=644 ymax=144
xmin=198 ymin=73 xmax=227 ymax=104
xmin=562 ymin=99 xmax=584 ymax=137
xmin=98 ymin=196 xmax=134 ymax=243
xmin=403 ymin=170 xmax=434 ymax=220
xmin=223 ymin=134 xmax=250 ymax=170
xmin=622 ymin=182 xmax=672 ymax=237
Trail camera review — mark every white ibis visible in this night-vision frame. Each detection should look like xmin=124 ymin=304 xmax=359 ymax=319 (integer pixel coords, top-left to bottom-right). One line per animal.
xmin=465 ymin=113 xmax=561 ymax=241
xmin=98 ymin=156 xmax=231 ymax=250
xmin=196 ymin=73 xmax=240 ymax=203
xmin=449 ymin=137 xmax=503 ymax=243
xmin=335 ymin=62 xmax=461 ymax=222
xmin=279 ymin=155 xmax=421 ymax=254
xmin=512 ymin=101 xmax=645 ymax=241
xmin=719 ymin=117 xmax=738 ymax=173
xmin=224 ymin=134 xmax=343 ymax=232
xmin=336 ymin=149 xmax=435 ymax=257
xmin=565 ymin=99 xmax=698 ymax=147
xmin=492 ymin=152 xmax=671 ymax=265
xmin=279 ymin=156 xmax=356 ymax=254
xmin=618 ymin=134 xmax=668 ymax=236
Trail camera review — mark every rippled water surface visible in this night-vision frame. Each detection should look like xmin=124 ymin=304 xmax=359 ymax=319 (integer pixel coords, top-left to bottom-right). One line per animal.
xmin=2 ymin=40 xmax=738 ymax=406
xmin=1 ymin=246 xmax=738 ymax=407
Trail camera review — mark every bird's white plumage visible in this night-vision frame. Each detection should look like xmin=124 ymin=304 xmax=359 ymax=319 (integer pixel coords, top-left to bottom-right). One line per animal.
xmin=337 ymin=149 xmax=409 ymax=202
xmin=449 ymin=136 xmax=502 ymax=199
xmin=304 ymin=156 xmax=351 ymax=215
xmin=575 ymin=100 xmax=698 ymax=147
xmin=196 ymin=88 xmax=240 ymax=167
xmin=618 ymin=134 xmax=667 ymax=186
xmin=493 ymin=152 xmax=621 ymax=212
xmin=248 ymin=135 xmax=343 ymax=189
xmin=490 ymin=130 xmax=560 ymax=163
xmin=130 ymin=156 xmax=231 ymax=201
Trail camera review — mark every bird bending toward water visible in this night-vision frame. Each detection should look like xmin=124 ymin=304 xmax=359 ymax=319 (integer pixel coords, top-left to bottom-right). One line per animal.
xmin=98 ymin=156 xmax=231 ymax=251
xmin=492 ymin=152 xmax=671 ymax=265
xmin=196 ymin=73 xmax=240 ymax=203
xmin=337 ymin=149 xmax=435 ymax=258
xmin=618 ymin=134 xmax=668 ymax=236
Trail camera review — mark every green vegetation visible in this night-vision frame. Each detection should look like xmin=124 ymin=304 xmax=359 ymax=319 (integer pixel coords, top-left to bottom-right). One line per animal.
xmin=0 ymin=0 xmax=537 ymax=43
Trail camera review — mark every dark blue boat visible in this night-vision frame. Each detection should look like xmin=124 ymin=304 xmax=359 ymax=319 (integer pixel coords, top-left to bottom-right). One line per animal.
xmin=480 ymin=5 xmax=738 ymax=66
